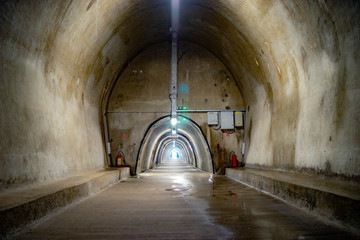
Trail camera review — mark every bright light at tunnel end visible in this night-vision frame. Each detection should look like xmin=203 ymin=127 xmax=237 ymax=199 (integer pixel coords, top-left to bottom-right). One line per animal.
xmin=170 ymin=149 xmax=179 ymax=159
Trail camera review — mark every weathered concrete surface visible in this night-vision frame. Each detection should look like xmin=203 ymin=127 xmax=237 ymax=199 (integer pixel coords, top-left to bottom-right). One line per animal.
xmin=12 ymin=160 xmax=358 ymax=239
xmin=0 ymin=168 xmax=129 ymax=239
xmin=107 ymin=42 xmax=244 ymax=174
xmin=236 ymin=1 xmax=360 ymax=177
xmin=226 ymin=167 xmax=360 ymax=233
xmin=0 ymin=0 xmax=359 ymax=190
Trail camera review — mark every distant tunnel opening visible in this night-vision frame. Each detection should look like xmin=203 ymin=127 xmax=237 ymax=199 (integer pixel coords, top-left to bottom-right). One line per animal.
xmin=136 ymin=115 xmax=213 ymax=174
xmin=154 ymin=135 xmax=197 ymax=167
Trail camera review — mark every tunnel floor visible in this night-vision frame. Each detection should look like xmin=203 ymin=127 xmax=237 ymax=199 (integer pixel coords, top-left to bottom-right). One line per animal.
xmin=13 ymin=159 xmax=357 ymax=240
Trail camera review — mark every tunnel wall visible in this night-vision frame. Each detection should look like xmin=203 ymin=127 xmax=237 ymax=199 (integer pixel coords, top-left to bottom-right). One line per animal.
xmin=228 ymin=1 xmax=360 ymax=177
xmin=0 ymin=0 xmax=173 ymax=188
xmin=107 ymin=42 xmax=245 ymax=174
xmin=0 ymin=0 xmax=359 ymax=190
xmin=0 ymin=1 xmax=110 ymax=189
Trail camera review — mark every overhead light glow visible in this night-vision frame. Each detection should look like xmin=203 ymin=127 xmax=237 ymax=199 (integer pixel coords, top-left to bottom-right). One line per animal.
xmin=172 ymin=129 xmax=177 ymax=135
xmin=171 ymin=117 xmax=177 ymax=126
xmin=171 ymin=0 xmax=180 ymax=31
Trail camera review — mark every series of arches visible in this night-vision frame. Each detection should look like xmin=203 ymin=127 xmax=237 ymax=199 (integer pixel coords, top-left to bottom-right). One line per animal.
xmin=136 ymin=115 xmax=213 ymax=174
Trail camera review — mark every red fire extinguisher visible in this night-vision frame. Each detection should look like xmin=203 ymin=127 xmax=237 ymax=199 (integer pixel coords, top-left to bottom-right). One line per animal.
xmin=116 ymin=151 xmax=124 ymax=167
xmin=232 ymin=154 xmax=237 ymax=168
xmin=229 ymin=151 xmax=237 ymax=168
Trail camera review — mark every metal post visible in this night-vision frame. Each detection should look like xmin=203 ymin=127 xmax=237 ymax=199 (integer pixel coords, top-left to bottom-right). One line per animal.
xmin=170 ymin=0 xmax=179 ymax=119
xmin=170 ymin=31 xmax=177 ymax=118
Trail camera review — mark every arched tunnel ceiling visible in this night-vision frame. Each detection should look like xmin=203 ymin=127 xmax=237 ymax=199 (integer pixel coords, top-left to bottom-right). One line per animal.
xmin=0 ymin=0 xmax=278 ymax=107
xmin=136 ymin=116 xmax=213 ymax=173
xmin=156 ymin=138 xmax=196 ymax=167
xmin=100 ymin=0 xmax=272 ymax=107
xmin=2 ymin=0 xmax=348 ymax=108
xmin=0 ymin=0 xmax=359 ymax=185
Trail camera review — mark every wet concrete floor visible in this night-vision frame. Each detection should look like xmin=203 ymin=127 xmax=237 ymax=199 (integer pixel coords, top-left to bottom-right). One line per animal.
xmin=13 ymin=159 xmax=358 ymax=239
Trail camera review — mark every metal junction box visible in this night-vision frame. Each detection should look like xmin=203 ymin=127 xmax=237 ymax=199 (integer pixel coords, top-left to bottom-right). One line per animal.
xmin=207 ymin=112 xmax=219 ymax=125
xmin=220 ymin=111 xmax=234 ymax=129
xmin=234 ymin=112 xmax=243 ymax=127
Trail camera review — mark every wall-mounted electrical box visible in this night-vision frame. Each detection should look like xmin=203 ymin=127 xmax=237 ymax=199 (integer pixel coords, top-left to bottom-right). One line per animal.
xmin=234 ymin=112 xmax=243 ymax=127
xmin=220 ymin=111 xmax=234 ymax=129
xmin=207 ymin=112 xmax=219 ymax=125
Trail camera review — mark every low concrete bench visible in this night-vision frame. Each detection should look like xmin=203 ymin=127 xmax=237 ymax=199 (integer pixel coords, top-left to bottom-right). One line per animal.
xmin=0 ymin=167 xmax=130 ymax=239
xmin=226 ymin=167 xmax=360 ymax=234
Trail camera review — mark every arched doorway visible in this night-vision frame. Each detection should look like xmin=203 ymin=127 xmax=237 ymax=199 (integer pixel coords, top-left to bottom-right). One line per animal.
xmin=136 ymin=115 xmax=214 ymax=174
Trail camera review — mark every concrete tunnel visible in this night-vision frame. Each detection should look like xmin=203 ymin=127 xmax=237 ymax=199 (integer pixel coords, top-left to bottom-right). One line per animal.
xmin=0 ymin=0 xmax=359 ymax=238
xmin=135 ymin=115 xmax=213 ymax=173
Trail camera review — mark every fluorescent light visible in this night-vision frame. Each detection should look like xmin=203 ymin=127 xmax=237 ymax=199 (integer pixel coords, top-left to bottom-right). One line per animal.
xmin=171 ymin=117 xmax=177 ymax=126
xmin=172 ymin=129 xmax=176 ymax=135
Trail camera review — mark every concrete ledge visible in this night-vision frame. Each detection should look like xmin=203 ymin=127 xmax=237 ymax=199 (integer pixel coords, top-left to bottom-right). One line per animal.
xmin=0 ymin=167 xmax=130 ymax=239
xmin=226 ymin=167 xmax=360 ymax=233
xmin=118 ymin=167 xmax=130 ymax=181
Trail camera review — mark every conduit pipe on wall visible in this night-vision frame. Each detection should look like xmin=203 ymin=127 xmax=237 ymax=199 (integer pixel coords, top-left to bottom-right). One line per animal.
xmin=103 ymin=111 xmax=112 ymax=166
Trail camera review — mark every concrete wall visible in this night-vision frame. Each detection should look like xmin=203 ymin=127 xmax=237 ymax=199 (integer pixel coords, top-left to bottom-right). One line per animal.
xmin=0 ymin=0 xmax=169 ymax=188
xmin=234 ymin=1 xmax=360 ymax=177
xmin=0 ymin=1 xmax=108 ymax=189
xmin=0 ymin=0 xmax=359 ymax=189
xmin=107 ymin=42 xmax=245 ymax=174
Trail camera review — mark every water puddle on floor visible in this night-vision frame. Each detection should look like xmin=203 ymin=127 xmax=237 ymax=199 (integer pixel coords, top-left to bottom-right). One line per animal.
xmin=165 ymin=187 xmax=189 ymax=192
xmin=142 ymin=161 xmax=358 ymax=239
